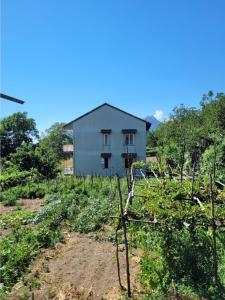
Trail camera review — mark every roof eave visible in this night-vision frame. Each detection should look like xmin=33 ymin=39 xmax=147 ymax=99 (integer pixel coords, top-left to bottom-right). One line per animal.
xmin=146 ymin=121 xmax=151 ymax=131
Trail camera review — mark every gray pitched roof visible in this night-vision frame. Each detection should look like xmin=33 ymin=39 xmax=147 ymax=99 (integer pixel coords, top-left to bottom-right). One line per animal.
xmin=64 ymin=103 xmax=151 ymax=131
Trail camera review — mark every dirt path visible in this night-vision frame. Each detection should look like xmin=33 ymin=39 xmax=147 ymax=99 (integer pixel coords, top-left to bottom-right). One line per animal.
xmin=10 ymin=231 xmax=142 ymax=300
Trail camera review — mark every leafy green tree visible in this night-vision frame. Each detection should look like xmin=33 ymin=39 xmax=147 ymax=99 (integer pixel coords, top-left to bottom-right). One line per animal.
xmin=0 ymin=112 xmax=38 ymax=157
xmin=35 ymin=144 xmax=59 ymax=178
xmin=201 ymin=92 xmax=225 ymax=135
xmin=39 ymin=122 xmax=72 ymax=162
xmin=200 ymin=137 xmax=225 ymax=181
xmin=10 ymin=144 xmax=39 ymax=171
xmin=152 ymin=92 xmax=225 ymax=176
xmin=146 ymin=131 xmax=158 ymax=149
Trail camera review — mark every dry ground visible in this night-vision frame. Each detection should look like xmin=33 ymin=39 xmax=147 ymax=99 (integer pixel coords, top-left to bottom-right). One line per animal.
xmin=0 ymin=199 xmax=43 ymax=215
xmin=0 ymin=199 xmax=44 ymax=239
xmin=9 ymin=229 xmax=143 ymax=300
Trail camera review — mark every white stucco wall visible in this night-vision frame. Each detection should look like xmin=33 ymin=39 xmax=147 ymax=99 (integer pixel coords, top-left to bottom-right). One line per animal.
xmin=72 ymin=104 xmax=147 ymax=176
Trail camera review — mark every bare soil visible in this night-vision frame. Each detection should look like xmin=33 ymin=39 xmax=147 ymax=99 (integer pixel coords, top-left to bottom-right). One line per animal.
xmin=0 ymin=199 xmax=44 ymax=239
xmin=0 ymin=199 xmax=44 ymax=215
xmin=9 ymin=230 xmax=143 ymax=300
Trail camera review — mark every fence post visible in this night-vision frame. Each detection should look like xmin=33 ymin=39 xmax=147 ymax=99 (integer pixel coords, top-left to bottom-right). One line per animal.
xmin=117 ymin=175 xmax=131 ymax=297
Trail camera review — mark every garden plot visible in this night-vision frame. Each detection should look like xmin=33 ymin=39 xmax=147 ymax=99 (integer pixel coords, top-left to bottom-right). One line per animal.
xmin=0 ymin=199 xmax=43 ymax=239
xmin=8 ymin=231 xmax=142 ymax=300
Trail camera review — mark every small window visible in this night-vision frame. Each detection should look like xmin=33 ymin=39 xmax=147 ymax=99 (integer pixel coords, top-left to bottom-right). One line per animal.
xmin=124 ymin=157 xmax=133 ymax=169
xmin=104 ymin=157 xmax=108 ymax=168
xmin=103 ymin=134 xmax=109 ymax=145
xmin=124 ymin=133 xmax=134 ymax=145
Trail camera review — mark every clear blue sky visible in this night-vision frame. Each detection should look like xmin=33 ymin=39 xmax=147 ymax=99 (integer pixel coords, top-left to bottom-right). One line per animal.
xmin=1 ymin=0 xmax=225 ymax=133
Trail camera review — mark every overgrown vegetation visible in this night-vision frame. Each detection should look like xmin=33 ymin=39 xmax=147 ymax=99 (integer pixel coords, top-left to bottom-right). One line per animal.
xmin=147 ymin=91 xmax=225 ymax=181
xmin=0 ymin=92 xmax=224 ymax=299
xmin=128 ymin=179 xmax=225 ymax=299
xmin=0 ymin=176 xmax=121 ymax=294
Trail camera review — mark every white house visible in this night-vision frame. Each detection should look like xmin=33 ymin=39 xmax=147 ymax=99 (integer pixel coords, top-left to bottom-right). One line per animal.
xmin=64 ymin=103 xmax=151 ymax=176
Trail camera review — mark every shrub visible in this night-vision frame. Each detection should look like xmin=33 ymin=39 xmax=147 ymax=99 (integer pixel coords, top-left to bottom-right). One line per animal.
xmin=71 ymin=196 xmax=114 ymax=233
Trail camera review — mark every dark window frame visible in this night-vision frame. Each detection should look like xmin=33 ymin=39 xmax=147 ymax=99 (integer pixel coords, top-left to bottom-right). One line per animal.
xmin=124 ymin=157 xmax=133 ymax=169
xmin=104 ymin=157 xmax=109 ymax=169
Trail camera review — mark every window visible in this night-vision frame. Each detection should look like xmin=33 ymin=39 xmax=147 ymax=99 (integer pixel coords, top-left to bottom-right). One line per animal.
xmin=124 ymin=157 xmax=133 ymax=168
xmin=104 ymin=157 xmax=109 ymax=169
xmin=101 ymin=153 xmax=111 ymax=169
xmin=101 ymin=157 xmax=109 ymax=168
xmin=124 ymin=133 xmax=134 ymax=145
xmin=103 ymin=134 xmax=109 ymax=145
xmin=101 ymin=129 xmax=111 ymax=145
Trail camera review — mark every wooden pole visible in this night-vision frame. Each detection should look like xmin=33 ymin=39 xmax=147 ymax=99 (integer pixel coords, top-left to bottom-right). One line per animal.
xmin=191 ymin=161 xmax=196 ymax=201
xmin=213 ymin=142 xmax=217 ymax=182
xmin=115 ymin=221 xmax=123 ymax=290
xmin=180 ymin=143 xmax=185 ymax=183
xmin=210 ymin=172 xmax=218 ymax=286
xmin=117 ymin=176 xmax=131 ymax=297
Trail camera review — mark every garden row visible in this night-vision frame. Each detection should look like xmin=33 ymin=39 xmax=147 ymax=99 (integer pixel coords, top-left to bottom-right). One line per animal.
xmin=0 ymin=176 xmax=125 ymax=296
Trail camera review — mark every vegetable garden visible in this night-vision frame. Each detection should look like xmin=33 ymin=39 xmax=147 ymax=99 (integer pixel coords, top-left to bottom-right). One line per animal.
xmin=0 ymin=92 xmax=225 ymax=299
xmin=0 ymin=164 xmax=225 ymax=299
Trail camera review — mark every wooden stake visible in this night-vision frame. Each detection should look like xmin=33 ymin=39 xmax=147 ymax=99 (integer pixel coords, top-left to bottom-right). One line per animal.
xmin=191 ymin=161 xmax=196 ymax=201
xmin=210 ymin=173 xmax=218 ymax=286
xmin=180 ymin=143 xmax=185 ymax=183
xmin=117 ymin=176 xmax=131 ymax=297
xmin=115 ymin=221 xmax=123 ymax=290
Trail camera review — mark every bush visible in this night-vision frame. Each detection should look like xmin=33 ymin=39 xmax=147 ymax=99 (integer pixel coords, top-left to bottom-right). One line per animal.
xmin=0 ymin=224 xmax=63 ymax=291
xmin=0 ymin=211 xmax=36 ymax=229
xmin=71 ymin=196 xmax=114 ymax=232
xmin=1 ymin=190 xmax=17 ymax=206
xmin=0 ymin=169 xmax=42 ymax=191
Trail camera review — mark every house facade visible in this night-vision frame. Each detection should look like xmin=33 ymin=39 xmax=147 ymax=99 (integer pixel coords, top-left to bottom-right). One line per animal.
xmin=64 ymin=103 xmax=151 ymax=176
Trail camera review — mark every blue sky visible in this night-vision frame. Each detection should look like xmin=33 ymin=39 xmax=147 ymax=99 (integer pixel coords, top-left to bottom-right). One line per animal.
xmin=2 ymin=0 xmax=225 ymax=133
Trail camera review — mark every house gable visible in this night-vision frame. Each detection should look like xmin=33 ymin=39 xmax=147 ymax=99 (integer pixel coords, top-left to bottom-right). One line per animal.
xmin=64 ymin=103 xmax=151 ymax=131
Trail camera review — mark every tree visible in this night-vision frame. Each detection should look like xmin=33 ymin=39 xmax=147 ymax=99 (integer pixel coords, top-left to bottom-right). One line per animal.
xmin=201 ymin=92 xmax=225 ymax=135
xmin=152 ymin=91 xmax=225 ymax=175
xmin=146 ymin=131 xmax=158 ymax=149
xmin=0 ymin=112 xmax=38 ymax=157
xmin=10 ymin=144 xmax=39 ymax=171
xmin=38 ymin=122 xmax=72 ymax=162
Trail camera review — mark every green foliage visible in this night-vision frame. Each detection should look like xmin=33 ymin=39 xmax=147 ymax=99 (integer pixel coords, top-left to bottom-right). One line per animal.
xmin=129 ymin=179 xmax=225 ymax=299
xmin=71 ymin=196 xmax=114 ymax=232
xmin=1 ymin=118 xmax=71 ymax=178
xmin=200 ymin=138 xmax=225 ymax=181
xmin=8 ymin=142 xmax=59 ymax=178
xmin=146 ymin=131 xmax=158 ymax=149
xmin=0 ymin=180 xmax=47 ymax=206
xmin=0 ymin=112 xmax=38 ymax=158
xmin=132 ymin=160 xmax=145 ymax=169
xmin=0 ymin=211 xmax=37 ymax=229
xmin=148 ymin=92 xmax=225 ymax=179
xmin=0 ymin=225 xmax=62 ymax=290
xmin=10 ymin=144 xmax=39 ymax=171
xmin=1 ymin=191 xmax=17 ymax=206
xmin=1 ymin=170 xmax=224 ymax=300
xmin=0 ymin=169 xmax=41 ymax=191
xmin=0 ymin=175 xmax=120 ymax=292
xmin=33 ymin=122 xmax=73 ymax=178
xmin=39 ymin=122 xmax=72 ymax=162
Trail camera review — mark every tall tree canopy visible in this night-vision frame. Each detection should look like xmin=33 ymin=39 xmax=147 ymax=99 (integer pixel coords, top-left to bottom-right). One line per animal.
xmin=8 ymin=122 xmax=72 ymax=178
xmin=38 ymin=122 xmax=73 ymax=162
xmin=147 ymin=92 xmax=225 ymax=179
xmin=0 ymin=112 xmax=38 ymax=157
